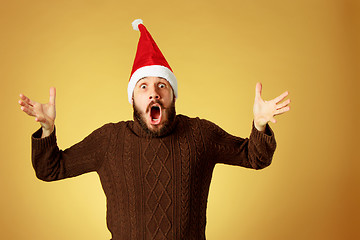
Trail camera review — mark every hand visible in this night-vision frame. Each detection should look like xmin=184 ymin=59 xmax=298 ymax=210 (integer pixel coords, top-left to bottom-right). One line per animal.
xmin=19 ymin=87 xmax=56 ymax=137
xmin=253 ymin=82 xmax=290 ymax=131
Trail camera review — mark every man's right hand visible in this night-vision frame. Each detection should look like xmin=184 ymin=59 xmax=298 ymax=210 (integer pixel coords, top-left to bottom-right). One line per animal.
xmin=19 ymin=87 xmax=56 ymax=138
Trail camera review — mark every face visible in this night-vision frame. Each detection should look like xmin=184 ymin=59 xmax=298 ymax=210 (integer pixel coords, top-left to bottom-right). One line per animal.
xmin=132 ymin=76 xmax=176 ymax=137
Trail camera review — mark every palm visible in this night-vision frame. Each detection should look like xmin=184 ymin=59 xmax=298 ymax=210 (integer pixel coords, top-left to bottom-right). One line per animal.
xmin=19 ymin=87 xmax=56 ymax=131
xmin=253 ymin=82 xmax=290 ymax=129
xmin=33 ymin=101 xmax=56 ymax=128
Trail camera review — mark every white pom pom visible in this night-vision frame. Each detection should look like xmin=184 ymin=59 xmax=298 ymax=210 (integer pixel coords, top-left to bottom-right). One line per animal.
xmin=132 ymin=19 xmax=143 ymax=31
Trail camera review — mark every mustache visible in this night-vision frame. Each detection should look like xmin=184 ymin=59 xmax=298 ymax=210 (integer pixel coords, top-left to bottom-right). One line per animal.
xmin=146 ymin=100 xmax=165 ymax=113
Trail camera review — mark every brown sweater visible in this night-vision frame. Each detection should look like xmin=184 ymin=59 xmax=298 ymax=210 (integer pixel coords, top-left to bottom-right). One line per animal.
xmin=31 ymin=114 xmax=276 ymax=240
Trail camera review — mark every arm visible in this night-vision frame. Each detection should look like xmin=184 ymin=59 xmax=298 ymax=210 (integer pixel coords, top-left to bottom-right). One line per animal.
xmin=201 ymin=83 xmax=290 ymax=169
xmin=200 ymin=119 xmax=276 ymax=169
xmin=31 ymin=123 xmax=113 ymax=181
xmin=19 ymin=87 xmax=112 ymax=181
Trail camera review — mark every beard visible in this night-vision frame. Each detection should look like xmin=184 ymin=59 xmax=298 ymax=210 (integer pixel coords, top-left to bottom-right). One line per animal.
xmin=133 ymin=99 xmax=176 ymax=137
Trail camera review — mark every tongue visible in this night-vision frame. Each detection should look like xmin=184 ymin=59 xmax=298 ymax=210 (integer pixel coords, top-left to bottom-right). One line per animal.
xmin=151 ymin=107 xmax=160 ymax=120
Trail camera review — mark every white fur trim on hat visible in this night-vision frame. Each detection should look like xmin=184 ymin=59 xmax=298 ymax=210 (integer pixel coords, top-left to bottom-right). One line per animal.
xmin=132 ymin=19 xmax=143 ymax=31
xmin=127 ymin=65 xmax=178 ymax=103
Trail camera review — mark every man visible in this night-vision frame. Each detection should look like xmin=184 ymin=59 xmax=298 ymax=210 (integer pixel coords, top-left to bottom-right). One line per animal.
xmin=19 ymin=19 xmax=290 ymax=240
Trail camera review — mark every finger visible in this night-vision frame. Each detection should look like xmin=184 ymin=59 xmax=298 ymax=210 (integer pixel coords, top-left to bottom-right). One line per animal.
xmin=20 ymin=105 xmax=36 ymax=117
xmin=276 ymin=99 xmax=291 ymax=110
xmin=35 ymin=117 xmax=45 ymax=123
xmin=49 ymin=87 xmax=56 ymax=105
xmin=274 ymin=106 xmax=291 ymax=116
xmin=255 ymin=82 xmax=262 ymax=100
xmin=18 ymin=99 xmax=32 ymax=109
xmin=35 ymin=114 xmax=47 ymax=123
xmin=19 ymin=93 xmax=35 ymax=107
xmin=273 ymin=91 xmax=289 ymax=104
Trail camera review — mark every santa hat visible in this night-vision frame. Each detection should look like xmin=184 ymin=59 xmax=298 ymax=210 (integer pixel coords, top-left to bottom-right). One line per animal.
xmin=127 ymin=19 xmax=178 ymax=103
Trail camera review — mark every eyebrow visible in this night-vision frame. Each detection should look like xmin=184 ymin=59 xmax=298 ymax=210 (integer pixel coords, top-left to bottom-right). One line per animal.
xmin=136 ymin=78 xmax=169 ymax=89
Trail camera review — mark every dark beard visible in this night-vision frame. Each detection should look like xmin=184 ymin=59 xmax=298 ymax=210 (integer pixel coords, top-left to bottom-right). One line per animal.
xmin=133 ymin=100 xmax=176 ymax=137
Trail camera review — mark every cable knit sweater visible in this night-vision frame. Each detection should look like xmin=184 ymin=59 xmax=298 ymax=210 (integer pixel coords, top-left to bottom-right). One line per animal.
xmin=31 ymin=114 xmax=276 ymax=240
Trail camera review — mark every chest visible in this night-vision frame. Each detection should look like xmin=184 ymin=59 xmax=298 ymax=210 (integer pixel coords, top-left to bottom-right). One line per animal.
xmin=102 ymin=129 xmax=215 ymax=193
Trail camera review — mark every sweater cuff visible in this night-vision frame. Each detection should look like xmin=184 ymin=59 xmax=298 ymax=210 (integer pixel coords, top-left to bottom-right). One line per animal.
xmin=250 ymin=121 xmax=275 ymax=144
xmin=31 ymin=126 xmax=57 ymax=151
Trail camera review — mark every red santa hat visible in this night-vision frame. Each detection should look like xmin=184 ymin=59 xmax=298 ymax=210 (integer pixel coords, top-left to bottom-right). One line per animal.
xmin=128 ymin=19 xmax=178 ymax=103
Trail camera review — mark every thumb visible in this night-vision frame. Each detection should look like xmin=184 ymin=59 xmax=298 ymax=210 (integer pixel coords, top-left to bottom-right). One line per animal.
xmin=255 ymin=82 xmax=262 ymax=100
xmin=49 ymin=87 xmax=56 ymax=105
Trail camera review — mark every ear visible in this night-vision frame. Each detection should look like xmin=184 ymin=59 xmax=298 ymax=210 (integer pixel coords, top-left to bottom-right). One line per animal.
xmin=169 ymin=85 xmax=176 ymax=102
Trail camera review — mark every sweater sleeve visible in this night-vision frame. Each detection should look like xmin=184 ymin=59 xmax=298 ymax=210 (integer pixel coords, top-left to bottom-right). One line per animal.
xmin=31 ymin=123 xmax=113 ymax=181
xmin=199 ymin=119 xmax=277 ymax=170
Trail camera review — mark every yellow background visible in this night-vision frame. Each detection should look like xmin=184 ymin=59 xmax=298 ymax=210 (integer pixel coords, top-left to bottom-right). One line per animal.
xmin=1 ymin=0 xmax=359 ymax=239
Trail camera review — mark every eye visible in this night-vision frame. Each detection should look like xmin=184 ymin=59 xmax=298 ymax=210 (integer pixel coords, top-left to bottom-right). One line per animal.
xmin=158 ymin=83 xmax=166 ymax=89
xmin=140 ymin=84 xmax=147 ymax=89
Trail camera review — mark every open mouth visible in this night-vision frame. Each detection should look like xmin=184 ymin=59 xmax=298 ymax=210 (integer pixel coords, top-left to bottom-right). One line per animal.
xmin=149 ymin=105 xmax=162 ymax=125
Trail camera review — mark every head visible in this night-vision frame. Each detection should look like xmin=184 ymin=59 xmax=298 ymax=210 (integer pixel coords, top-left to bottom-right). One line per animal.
xmin=132 ymin=76 xmax=176 ymax=137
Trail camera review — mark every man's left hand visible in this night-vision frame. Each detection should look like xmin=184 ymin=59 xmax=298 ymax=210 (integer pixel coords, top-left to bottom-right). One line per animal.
xmin=253 ymin=82 xmax=291 ymax=132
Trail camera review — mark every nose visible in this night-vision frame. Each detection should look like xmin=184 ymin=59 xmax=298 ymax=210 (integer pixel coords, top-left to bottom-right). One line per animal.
xmin=149 ymin=94 xmax=159 ymax=100
xmin=149 ymin=87 xmax=160 ymax=100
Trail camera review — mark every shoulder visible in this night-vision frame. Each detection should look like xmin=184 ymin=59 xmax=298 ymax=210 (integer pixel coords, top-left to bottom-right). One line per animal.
xmin=176 ymin=114 xmax=205 ymax=129
xmin=176 ymin=114 xmax=222 ymax=135
xmin=93 ymin=121 xmax=128 ymax=136
xmin=176 ymin=114 xmax=212 ymax=125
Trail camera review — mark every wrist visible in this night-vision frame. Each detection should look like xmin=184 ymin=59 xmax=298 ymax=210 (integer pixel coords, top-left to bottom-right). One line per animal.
xmin=254 ymin=121 xmax=266 ymax=132
xmin=41 ymin=125 xmax=54 ymax=138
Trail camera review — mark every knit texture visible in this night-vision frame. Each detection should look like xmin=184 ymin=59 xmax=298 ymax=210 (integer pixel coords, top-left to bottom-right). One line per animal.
xmin=31 ymin=114 xmax=276 ymax=240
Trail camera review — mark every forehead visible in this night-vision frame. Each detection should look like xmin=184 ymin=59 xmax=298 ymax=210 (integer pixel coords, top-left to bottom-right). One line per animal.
xmin=136 ymin=76 xmax=168 ymax=86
